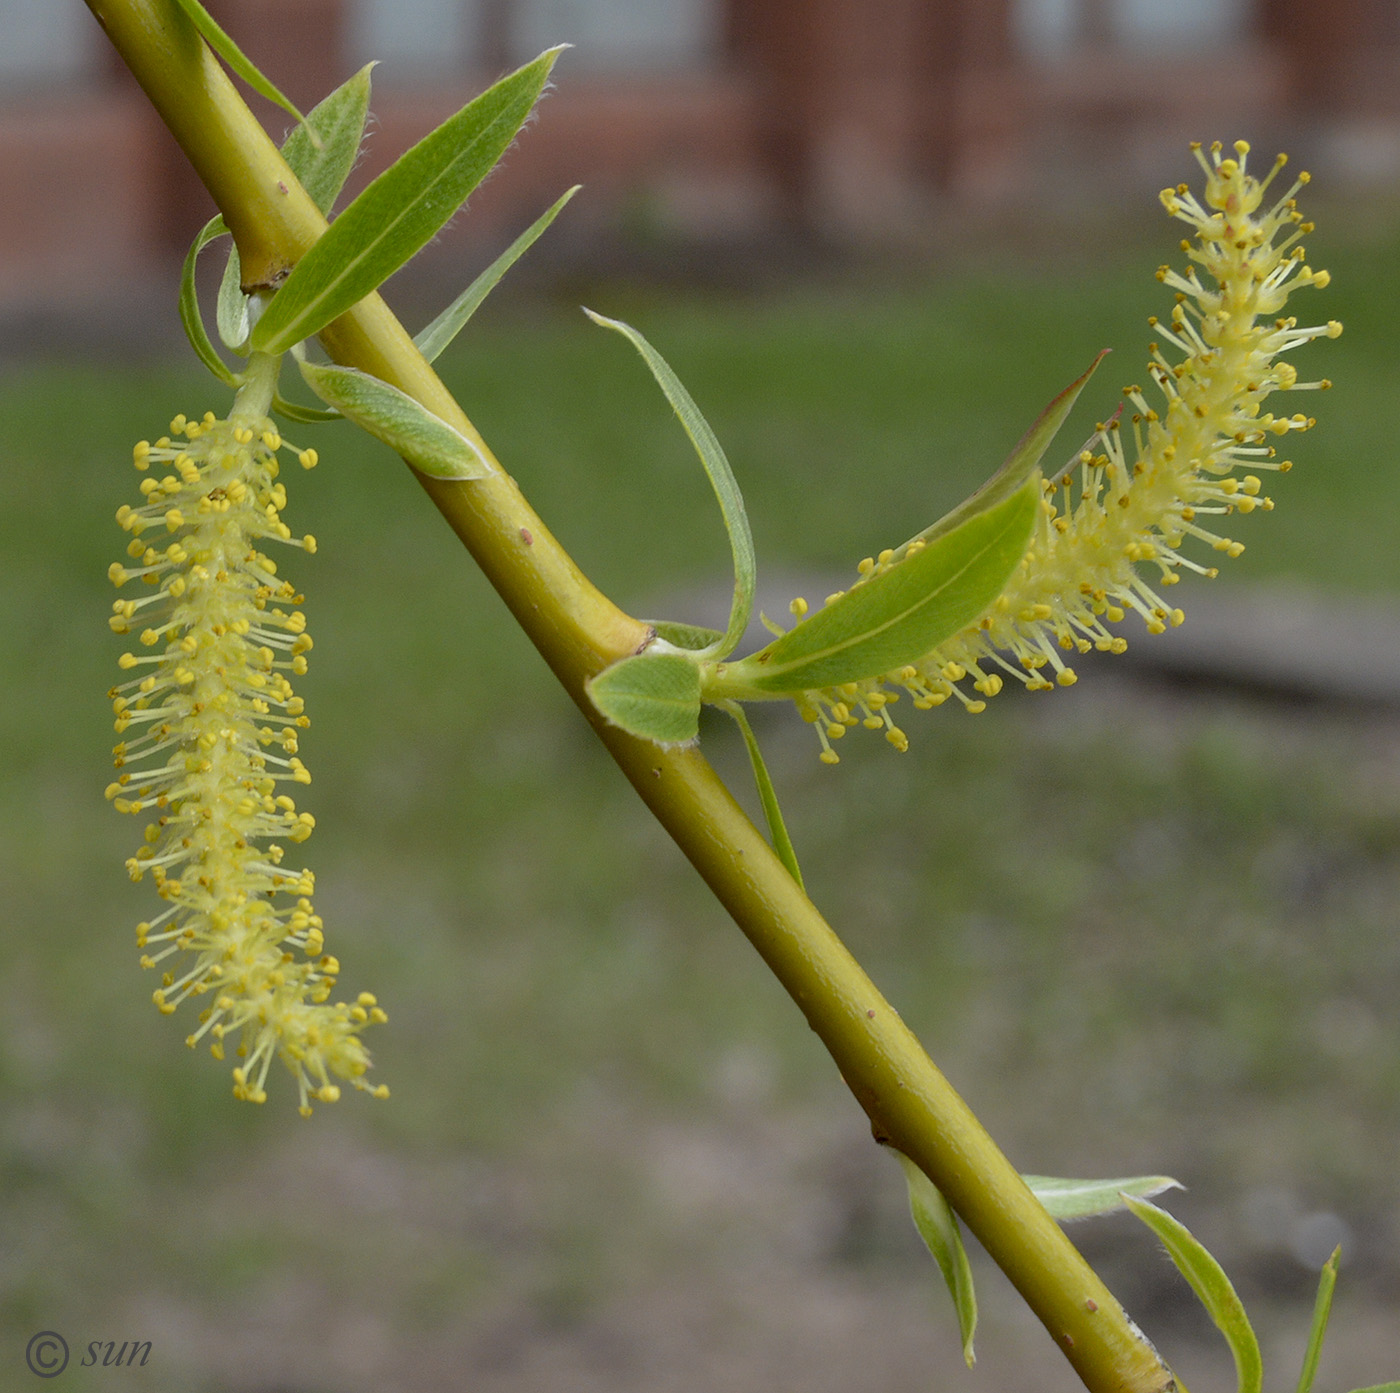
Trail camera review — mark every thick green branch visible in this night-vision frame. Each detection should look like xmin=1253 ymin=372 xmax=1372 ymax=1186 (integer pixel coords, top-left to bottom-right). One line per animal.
xmin=84 ymin=4 xmax=1176 ymax=1389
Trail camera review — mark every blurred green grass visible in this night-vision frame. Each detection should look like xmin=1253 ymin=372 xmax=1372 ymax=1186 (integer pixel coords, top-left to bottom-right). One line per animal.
xmin=2 ymin=208 xmax=1399 ymax=1390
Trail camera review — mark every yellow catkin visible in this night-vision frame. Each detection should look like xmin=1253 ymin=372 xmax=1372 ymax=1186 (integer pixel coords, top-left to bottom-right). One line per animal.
xmin=108 ymin=411 xmax=386 ymax=1115
xmin=791 ymin=141 xmax=1336 ymax=763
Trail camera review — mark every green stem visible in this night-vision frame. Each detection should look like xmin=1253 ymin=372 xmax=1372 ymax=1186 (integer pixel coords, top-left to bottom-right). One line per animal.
xmin=230 ymin=350 xmax=280 ymax=422
xmin=84 ymin=5 xmax=1176 ymax=1389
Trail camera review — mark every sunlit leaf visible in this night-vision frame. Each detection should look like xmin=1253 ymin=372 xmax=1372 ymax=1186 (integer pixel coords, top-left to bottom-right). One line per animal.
xmin=417 ymin=186 xmax=580 ymax=362
xmin=1124 ymin=1195 xmax=1262 ymax=1393
xmin=251 ymin=49 xmax=562 ymax=356
xmin=895 ymin=1151 xmax=977 ymax=1368
xmin=586 ymin=310 xmax=755 ymax=661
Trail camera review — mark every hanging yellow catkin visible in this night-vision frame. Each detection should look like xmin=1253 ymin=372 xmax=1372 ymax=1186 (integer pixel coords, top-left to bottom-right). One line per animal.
xmin=107 ymin=407 xmax=386 ymax=1115
xmin=779 ymin=140 xmax=1339 ymax=764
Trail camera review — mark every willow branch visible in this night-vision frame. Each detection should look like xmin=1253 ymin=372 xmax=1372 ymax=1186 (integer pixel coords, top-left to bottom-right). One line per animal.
xmin=84 ymin=4 xmax=1175 ymax=1388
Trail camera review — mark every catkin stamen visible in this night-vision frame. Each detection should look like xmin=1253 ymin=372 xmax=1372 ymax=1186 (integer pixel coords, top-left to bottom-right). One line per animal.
xmin=108 ymin=413 xmax=386 ymax=1111
xmin=780 ymin=142 xmax=1335 ymax=760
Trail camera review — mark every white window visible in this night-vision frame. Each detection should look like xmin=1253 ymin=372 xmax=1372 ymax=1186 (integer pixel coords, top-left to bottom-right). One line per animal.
xmin=349 ymin=0 xmax=482 ymax=75
xmin=1115 ymin=0 xmax=1249 ymax=50
xmin=1016 ymin=0 xmax=1249 ymax=58
xmin=1015 ymin=0 xmax=1080 ymax=59
xmin=510 ymin=0 xmax=716 ymax=72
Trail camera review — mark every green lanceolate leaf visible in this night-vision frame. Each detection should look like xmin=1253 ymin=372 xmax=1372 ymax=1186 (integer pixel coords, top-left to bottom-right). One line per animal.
xmin=709 ymin=353 xmax=1107 ymax=697
xmin=1124 ymin=1195 xmax=1262 ymax=1393
xmin=417 ymin=186 xmax=581 ymax=362
xmin=282 ymin=63 xmax=374 ymax=215
xmin=172 ymin=0 xmax=310 ymax=134
xmin=717 ymin=702 xmax=804 ymax=888
xmin=251 ymin=49 xmax=563 ymax=356
xmin=721 ymin=477 xmax=1037 ymax=695
xmin=925 ymin=349 xmax=1109 ymax=546
xmin=894 ymin=1152 xmax=977 ymax=1368
xmin=1024 ymin=1174 xmax=1182 ymax=1221
xmin=586 ymin=311 xmax=756 ymax=661
xmin=180 ymin=217 xmax=238 ymax=387
xmin=298 ymin=359 xmax=487 ymax=479
xmin=216 ymin=246 xmax=250 ymax=352
xmin=1297 ymin=1247 xmax=1340 ymax=1393
xmin=587 ymin=651 xmax=703 ymax=746
xmin=219 ymin=66 xmax=376 ymax=353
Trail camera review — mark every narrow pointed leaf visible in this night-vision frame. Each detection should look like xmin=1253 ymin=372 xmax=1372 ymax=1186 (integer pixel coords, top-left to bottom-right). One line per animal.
xmin=714 ymin=354 xmax=1106 ymax=696
xmin=172 ymin=0 xmax=310 ymax=133
xmin=1297 ymin=1247 xmax=1340 ymax=1393
xmin=281 ymin=63 xmax=374 ymax=215
xmin=180 ymin=216 xmax=238 ymax=387
xmin=219 ymin=67 xmax=375 ymax=352
xmin=724 ymin=476 xmax=1037 ymax=694
xmin=417 ymin=186 xmax=580 ymax=362
xmin=719 ymin=702 xmax=804 ymax=888
xmin=895 ymin=1152 xmax=977 ymax=1367
xmin=1124 ymin=1195 xmax=1262 ymax=1393
xmin=251 ymin=49 xmax=563 ymax=356
xmin=586 ymin=651 xmax=702 ymax=745
xmin=1025 ymin=1174 xmax=1182 ymax=1222
xmin=586 ymin=310 xmax=755 ymax=660
xmin=298 ymin=359 xmax=487 ymax=479
xmin=272 ymin=393 xmax=341 ymax=425
xmin=925 ymin=349 xmax=1108 ymax=546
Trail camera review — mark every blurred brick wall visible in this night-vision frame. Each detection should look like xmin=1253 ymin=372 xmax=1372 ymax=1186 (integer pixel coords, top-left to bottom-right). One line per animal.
xmin=725 ymin=0 xmax=1022 ymax=230
xmin=4 ymin=0 xmax=1400 ymax=309
xmin=0 ymin=90 xmax=157 ymax=304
